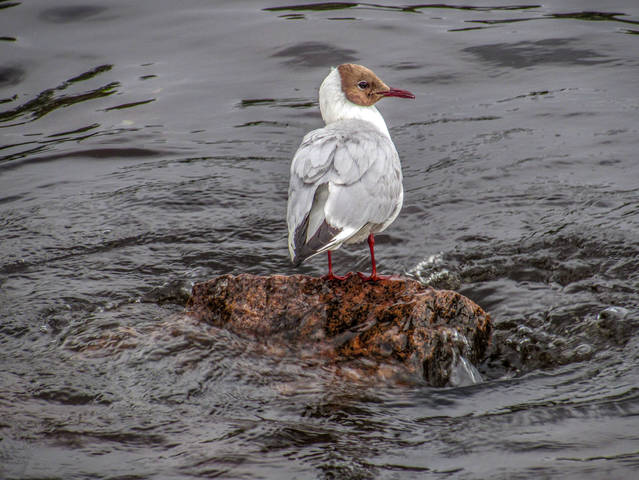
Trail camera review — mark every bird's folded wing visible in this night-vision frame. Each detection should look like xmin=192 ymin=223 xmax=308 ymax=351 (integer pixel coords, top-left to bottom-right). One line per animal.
xmin=287 ymin=119 xmax=402 ymax=262
xmin=291 ymin=119 xmax=396 ymax=186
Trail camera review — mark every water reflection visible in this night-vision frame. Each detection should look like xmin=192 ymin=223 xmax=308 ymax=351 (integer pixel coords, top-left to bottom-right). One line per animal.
xmin=464 ymin=38 xmax=611 ymax=68
xmin=0 ymin=65 xmax=24 ymax=88
xmin=264 ymin=3 xmax=639 ymax=36
xmin=0 ymin=1 xmax=20 ymax=12
xmin=469 ymin=10 xmax=639 ymax=25
xmin=0 ymin=64 xmax=117 ymax=127
xmin=39 ymin=5 xmax=108 ymax=23
xmin=264 ymin=3 xmax=543 ymax=14
xmin=0 ymin=63 xmax=164 ymax=163
xmin=104 ymin=98 xmax=155 ymax=111
xmin=272 ymin=41 xmax=358 ymax=67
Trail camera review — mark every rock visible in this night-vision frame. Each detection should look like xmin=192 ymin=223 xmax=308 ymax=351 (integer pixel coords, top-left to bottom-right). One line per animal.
xmin=140 ymin=278 xmax=192 ymax=305
xmin=186 ymin=274 xmax=491 ymax=387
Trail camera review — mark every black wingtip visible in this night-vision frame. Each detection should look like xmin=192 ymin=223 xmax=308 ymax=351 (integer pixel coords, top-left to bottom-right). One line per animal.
xmin=292 ymin=247 xmax=315 ymax=267
xmin=292 ymin=220 xmax=341 ymax=267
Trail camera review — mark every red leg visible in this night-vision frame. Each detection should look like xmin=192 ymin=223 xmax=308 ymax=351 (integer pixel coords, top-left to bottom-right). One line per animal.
xmin=358 ymin=233 xmax=394 ymax=281
xmin=322 ymin=251 xmax=351 ymax=281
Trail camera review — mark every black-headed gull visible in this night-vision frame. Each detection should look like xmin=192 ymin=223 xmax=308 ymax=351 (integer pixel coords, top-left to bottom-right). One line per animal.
xmin=287 ymin=63 xmax=414 ymax=280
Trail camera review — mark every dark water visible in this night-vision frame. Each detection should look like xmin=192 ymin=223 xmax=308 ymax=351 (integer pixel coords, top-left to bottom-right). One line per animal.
xmin=1 ymin=1 xmax=639 ymax=478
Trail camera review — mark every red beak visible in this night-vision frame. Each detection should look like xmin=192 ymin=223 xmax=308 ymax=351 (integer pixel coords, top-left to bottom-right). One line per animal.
xmin=381 ymin=87 xmax=415 ymax=99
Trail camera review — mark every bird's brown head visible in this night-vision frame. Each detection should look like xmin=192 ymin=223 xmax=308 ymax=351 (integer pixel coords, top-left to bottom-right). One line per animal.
xmin=337 ymin=63 xmax=415 ymax=107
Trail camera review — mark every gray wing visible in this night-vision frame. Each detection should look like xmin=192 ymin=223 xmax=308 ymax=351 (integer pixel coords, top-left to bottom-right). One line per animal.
xmin=287 ymin=119 xmax=403 ymax=265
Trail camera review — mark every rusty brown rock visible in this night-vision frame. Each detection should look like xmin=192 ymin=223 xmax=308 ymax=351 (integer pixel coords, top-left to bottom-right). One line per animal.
xmin=186 ymin=274 xmax=491 ymax=387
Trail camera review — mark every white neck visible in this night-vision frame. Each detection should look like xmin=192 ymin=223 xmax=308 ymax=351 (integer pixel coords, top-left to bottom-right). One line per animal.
xmin=318 ymin=67 xmax=391 ymax=138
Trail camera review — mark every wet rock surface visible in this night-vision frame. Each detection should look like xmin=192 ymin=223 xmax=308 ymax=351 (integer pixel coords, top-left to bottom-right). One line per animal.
xmin=186 ymin=274 xmax=492 ymax=387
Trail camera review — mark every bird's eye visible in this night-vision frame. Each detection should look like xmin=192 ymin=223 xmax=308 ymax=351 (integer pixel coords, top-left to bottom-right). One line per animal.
xmin=357 ymin=81 xmax=369 ymax=90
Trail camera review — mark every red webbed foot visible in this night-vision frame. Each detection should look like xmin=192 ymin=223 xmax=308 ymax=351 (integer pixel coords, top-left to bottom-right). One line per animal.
xmin=322 ymin=271 xmax=353 ymax=281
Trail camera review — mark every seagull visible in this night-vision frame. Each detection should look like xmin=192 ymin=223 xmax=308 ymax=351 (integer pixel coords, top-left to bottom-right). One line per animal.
xmin=287 ymin=63 xmax=414 ymax=281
